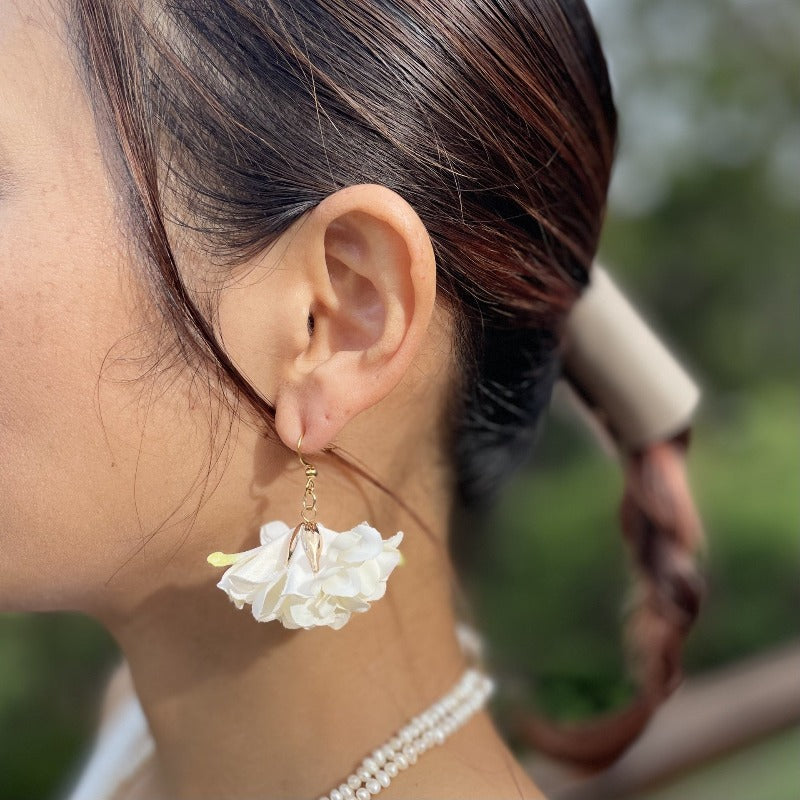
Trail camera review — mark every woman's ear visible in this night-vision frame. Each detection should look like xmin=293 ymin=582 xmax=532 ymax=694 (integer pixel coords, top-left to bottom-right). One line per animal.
xmin=273 ymin=183 xmax=437 ymax=454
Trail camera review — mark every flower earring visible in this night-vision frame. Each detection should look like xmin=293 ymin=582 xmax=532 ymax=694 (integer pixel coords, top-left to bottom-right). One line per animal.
xmin=206 ymin=435 xmax=405 ymax=630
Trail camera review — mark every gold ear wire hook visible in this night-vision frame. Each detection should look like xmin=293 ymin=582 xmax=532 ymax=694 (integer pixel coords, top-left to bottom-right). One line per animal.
xmin=297 ymin=434 xmax=317 ymax=476
xmin=296 ymin=434 xmax=309 ymax=468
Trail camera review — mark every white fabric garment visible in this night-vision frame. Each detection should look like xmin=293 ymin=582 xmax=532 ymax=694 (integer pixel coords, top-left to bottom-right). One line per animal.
xmin=60 ymin=684 xmax=155 ymax=800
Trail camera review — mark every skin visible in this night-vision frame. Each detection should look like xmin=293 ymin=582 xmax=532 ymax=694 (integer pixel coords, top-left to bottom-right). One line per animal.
xmin=0 ymin=2 xmax=545 ymax=798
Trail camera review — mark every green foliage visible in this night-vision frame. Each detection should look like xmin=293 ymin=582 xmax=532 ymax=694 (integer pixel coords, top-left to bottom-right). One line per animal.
xmin=684 ymin=383 xmax=799 ymax=669
xmin=0 ymin=615 xmax=119 ymax=799
xmin=461 ymin=382 xmax=798 ymax=721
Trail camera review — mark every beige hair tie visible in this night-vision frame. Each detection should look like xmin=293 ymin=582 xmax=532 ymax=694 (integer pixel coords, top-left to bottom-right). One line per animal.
xmin=558 ymin=263 xmax=702 ymax=454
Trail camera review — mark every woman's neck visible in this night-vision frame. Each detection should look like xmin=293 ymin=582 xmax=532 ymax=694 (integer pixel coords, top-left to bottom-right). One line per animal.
xmin=95 ymin=423 xmax=543 ymax=799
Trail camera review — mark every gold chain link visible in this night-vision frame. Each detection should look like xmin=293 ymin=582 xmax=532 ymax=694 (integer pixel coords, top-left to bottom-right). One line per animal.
xmin=297 ymin=435 xmax=318 ymax=526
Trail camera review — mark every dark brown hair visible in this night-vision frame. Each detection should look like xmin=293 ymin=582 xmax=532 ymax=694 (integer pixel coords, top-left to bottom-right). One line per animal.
xmin=65 ymin=0 xmax=702 ymax=768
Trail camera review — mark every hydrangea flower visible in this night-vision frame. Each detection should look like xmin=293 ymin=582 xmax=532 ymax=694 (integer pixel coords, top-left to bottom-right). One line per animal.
xmin=206 ymin=520 xmax=404 ymax=630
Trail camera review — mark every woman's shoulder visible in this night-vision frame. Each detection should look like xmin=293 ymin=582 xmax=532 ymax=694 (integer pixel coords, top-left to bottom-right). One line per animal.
xmin=61 ymin=660 xmax=164 ymax=800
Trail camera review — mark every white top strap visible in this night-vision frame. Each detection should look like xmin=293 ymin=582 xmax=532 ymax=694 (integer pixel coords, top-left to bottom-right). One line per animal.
xmin=60 ymin=687 xmax=154 ymax=800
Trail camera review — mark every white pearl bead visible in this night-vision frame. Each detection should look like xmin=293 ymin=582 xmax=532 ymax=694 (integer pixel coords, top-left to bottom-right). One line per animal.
xmin=384 ymin=744 xmax=396 ymax=758
xmin=318 ymin=796 xmax=328 ymax=800
xmin=320 ymin=669 xmax=494 ymax=800
xmin=363 ymin=757 xmax=379 ymax=774
xmin=403 ymin=744 xmax=418 ymax=764
xmin=384 ymin=761 xmax=399 ymax=778
xmin=375 ymin=770 xmax=391 ymax=788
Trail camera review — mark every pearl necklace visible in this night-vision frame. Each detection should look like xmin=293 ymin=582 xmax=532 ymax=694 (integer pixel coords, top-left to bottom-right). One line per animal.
xmin=318 ymin=667 xmax=495 ymax=800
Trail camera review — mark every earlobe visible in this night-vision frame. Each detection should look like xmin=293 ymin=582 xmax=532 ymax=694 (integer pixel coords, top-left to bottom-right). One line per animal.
xmin=273 ymin=375 xmax=336 ymax=457
xmin=274 ymin=184 xmax=436 ymax=454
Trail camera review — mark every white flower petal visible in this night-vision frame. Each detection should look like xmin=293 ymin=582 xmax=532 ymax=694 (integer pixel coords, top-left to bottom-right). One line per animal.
xmin=251 ymin=575 xmax=288 ymax=621
xmin=321 ymin=569 xmax=359 ymax=597
xmin=357 ymin=559 xmax=382 ymax=597
xmin=337 ymin=596 xmax=371 ymax=613
xmin=328 ymin=522 xmax=383 ymax=562
xmin=368 ymin=580 xmax=388 ymax=602
xmin=222 ymin=536 xmax=286 ymax=584
xmin=313 ymin=595 xmax=337 ymax=618
xmin=384 ymin=531 xmax=404 ymax=549
xmin=287 ymin=599 xmax=323 ymax=628
xmin=259 ymin=520 xmax=292 ymax=545
xmin=282 ymin=555 xmax=320 ymax=597
xmin=375 ymin=548 xmax=402 ymax=577
xmin=210 ymin=519 xmax=404 ymax=629
xmin=324 ymin=528 xmax=359 ymax=551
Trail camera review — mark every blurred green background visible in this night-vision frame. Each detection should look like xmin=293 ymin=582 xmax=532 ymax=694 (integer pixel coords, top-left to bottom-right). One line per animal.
xmin=0 ymin=0 xmax=797 ymax=798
